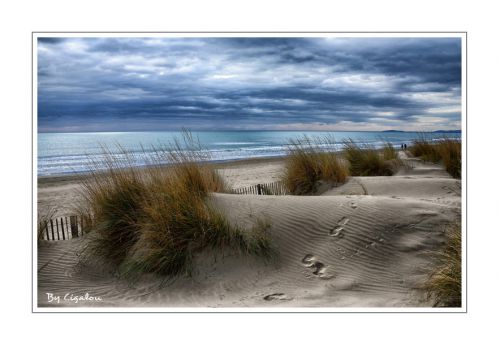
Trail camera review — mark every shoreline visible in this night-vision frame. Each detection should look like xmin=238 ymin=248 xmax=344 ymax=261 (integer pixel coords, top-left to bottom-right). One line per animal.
xmin=37 ymin=146 xmax=405 ymax=186
xmin=38 ymin=155 xmax=287 ymax=187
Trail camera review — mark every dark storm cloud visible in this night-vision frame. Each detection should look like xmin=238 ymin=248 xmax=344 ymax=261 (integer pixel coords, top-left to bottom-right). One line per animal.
xmin=38 ymin=37 xmax=66 ymax=44
xmin=37 ymin=37 xmax=462 ymax=132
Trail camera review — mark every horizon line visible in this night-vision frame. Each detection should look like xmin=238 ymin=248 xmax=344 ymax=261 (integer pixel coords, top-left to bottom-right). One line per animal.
xmin=37 ymin=129 xmax=462 ymax=134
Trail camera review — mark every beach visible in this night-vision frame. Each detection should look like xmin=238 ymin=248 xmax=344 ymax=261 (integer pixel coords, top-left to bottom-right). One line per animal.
xmin=37 ymin=151 xmax=461 ymax=307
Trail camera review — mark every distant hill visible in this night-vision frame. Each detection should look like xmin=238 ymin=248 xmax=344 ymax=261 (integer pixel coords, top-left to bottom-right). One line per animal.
xmin=381 ymin=130 xmax=461 ymax=133
xmin=432 ymin=130 xmax=461 ymax=133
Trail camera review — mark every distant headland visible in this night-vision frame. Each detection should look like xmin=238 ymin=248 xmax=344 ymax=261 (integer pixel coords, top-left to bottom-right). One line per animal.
xmin=381 ymin=130 xmax=461 ymax=133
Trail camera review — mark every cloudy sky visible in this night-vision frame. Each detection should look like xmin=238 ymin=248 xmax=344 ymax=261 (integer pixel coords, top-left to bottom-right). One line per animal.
xmin=37 ymin=37 xmax=462 ymax=132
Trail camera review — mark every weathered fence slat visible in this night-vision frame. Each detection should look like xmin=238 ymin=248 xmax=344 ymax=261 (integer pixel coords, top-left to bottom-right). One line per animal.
xmin=78 ymin=216 xmax=81 ymax=237
xmin=61 ymin=217 xmax=65 ymax=240
xmin=56 ymin=218 xmax=60 ymax=240
xmin=45 ymin=222 xmax=50 ymax=240
xmin=70 ymin=216 xmax=78 ymax=238
xmin=50 ymin=219 xmax=55 ymax=241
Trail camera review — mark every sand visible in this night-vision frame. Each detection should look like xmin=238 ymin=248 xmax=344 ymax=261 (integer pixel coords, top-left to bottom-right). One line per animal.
xmin=37 ymin=152 xmax=461 ymax=308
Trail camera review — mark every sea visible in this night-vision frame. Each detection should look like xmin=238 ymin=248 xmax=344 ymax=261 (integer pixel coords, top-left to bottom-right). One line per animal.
xmin=37 ymin=131 xmax=460 ymax=177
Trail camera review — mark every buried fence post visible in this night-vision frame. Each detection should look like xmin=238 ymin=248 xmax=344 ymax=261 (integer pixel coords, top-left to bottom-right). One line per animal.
xmin=50 ymin=219 xmax=55 ymax=241
xmin=257 ymin=184 xmax=262 ymax=195
xmin=61 ymin=217 xmax=65 ymax=240
xmin=70 ymin=216 xmax=79 ymax=238
xmin=65 ymin=217 xmax=69 ymax=238
xmin=80 ymin=216 xmax=84 ymax=236
xmin=56 ymin=218 xmax=60 ymax=240
xmin=44 ymin=222 xmax=50 ymax=241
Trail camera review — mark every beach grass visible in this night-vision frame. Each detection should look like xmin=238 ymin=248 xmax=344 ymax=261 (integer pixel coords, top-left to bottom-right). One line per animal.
xmin=409 ymin=136 xmax=461 ymax=178
xmin=425 ymin=222 xmax=462 ymax=307
xmin=437 ymin=138 xmax=461 ymax=179
xmin=77 ymin=132 xmax=274 ymax=278
xmin=283 ymin=136 xmax=348 ymax=195
xmin=382 ymin=142 xmax=399 ymax=161
xmin=343 ymin=139 xmax=401 ymax=176
xmin=409 ymin=136 xmax=441 ymax=163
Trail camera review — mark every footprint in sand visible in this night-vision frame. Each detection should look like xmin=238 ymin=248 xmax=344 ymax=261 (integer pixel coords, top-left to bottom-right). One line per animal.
xmin=311 ymin=261 xmax=325 ymax=275
xmin=350 ymin=202 xmax=358 ymax=209
xmin=302 ymin=254 xmax=316 ymax=267
xmin=301 ymin=254 xmax=334 ymax=280
xmin=329 ymin=226 xmax=344 ymax=237
xmin=315 ymin=265 xmax=334 ymax=279
xmin=263 ymin=293 xmax=292 ymax=301
xmin=337 ymin=217 xmax=350 ymax=225
xmin=329 ymin=217 xmax=350 ymax=237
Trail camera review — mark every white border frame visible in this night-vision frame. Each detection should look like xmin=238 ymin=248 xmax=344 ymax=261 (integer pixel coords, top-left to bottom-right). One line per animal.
xmin=32 ymin=32 xmax=467 ymax=313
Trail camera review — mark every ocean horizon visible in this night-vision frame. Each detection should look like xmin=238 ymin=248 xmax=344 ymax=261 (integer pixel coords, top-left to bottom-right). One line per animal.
xmin=37 ymin=130 xmax=460 ymax=176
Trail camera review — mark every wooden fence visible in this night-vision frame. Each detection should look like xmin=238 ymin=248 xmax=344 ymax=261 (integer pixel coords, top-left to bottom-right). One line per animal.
xmin=231 ymin=181 xmax=288 ymax=196
xmin=38 ymin=215 xmax=89 ymax=241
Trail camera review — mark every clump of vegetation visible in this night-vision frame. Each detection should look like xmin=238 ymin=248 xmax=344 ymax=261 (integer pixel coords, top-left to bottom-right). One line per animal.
xmin=437 ymin=138 xmax=461 ymax=179
xmin=77 ymin=132 xmax=274 ymax=278
xmin=382 ymin=142 xmax=398 ymax=161
xmin=409 ymin=136 xmax=441 ymax=163
xmin=425 ymin=222 xmax=462 ymax=307
xmin=343 ymin=139 xmax=401 ymax=176
xmin=283 ymin=136 xmax=348 ymax=195
xmin=409 ymin=136 xmax=461 ymax=178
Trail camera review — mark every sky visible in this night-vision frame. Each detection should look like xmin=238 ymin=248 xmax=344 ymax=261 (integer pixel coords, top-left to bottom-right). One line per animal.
xmin=37 ymin=37 xmax=462 ymax=132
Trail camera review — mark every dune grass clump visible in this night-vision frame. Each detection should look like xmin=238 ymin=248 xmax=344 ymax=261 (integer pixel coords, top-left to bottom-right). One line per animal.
xmin=409 ymin=136 xmax=461 ymax=178
xmin=437 ymin=138 xmax=461 ymax=179
xmin=78 ymin=133 xmax=274 ymax=278
xmin=78 ymin=158 xmax=146 ymax=267
xmin=425 ymin=222 xmax=461 ymax=307
xmin=283 ymin=136 xmax=348 ymax=195
xmin=343 ymin=139 xmax=401 ymax=176
xmin=409 ymin=136 xmax=441 ymax=163
xmin=382 ymin=142 xmax=398 ymax=161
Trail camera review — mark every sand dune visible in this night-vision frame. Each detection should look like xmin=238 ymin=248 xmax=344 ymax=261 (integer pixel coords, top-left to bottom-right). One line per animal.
xmin=37 ymin=154 xmax=460 ymax=308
